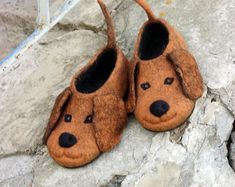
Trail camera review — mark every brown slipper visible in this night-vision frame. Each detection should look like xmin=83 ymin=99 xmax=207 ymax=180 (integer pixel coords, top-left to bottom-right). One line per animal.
xmin=43 ymin=0 xmax=128 ymax=168
xmin=126 ymin=0 xmax=203 ymax=131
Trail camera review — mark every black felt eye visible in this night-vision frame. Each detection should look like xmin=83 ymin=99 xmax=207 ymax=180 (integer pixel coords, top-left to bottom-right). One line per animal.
xmin=164 ymin=77 xmax=174 ymax=85
xmin=64 ymin=114 xmax=72 ymax=122
xmin=84 ymin=115 xmax=93 ymax=124
xmin=141 ymin=82 xmax=151 ymax=90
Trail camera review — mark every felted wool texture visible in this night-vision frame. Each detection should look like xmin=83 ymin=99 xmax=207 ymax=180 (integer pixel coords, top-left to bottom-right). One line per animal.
xmin=43 ymin=0 xmax=128 ymax=168
xmin=126 ymin=0 xmax=203 ymax=131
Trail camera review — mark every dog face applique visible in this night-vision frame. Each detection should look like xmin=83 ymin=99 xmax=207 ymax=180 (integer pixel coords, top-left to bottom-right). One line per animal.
xmin=134 ymin=51 xmax=195 ymax=131
xmin=45 ymin=91 xmax=99 ymax=167
xmin=44 ymin=89 xmax=126 ymax=167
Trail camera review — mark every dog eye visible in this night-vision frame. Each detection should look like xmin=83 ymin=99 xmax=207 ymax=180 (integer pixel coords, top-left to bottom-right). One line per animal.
xmin=84 ymin=115 xmax=93 ymax=124
xmin=164 ymin=77 xmax=174 ymax=85
xmin=64 ymin=114 xmax=72 ymax=122
xmin=141 ymin=82 xmax=151 ymax=90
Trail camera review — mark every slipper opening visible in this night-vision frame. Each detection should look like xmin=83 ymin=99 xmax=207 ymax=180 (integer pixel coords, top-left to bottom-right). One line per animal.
xmin=75 ymin=48 xmax=117 ymax=93
xmin=138 ymin=22 xmax=169 ymax=60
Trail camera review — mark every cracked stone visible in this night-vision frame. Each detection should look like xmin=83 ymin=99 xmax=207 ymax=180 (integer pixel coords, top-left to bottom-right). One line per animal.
xmin=212 ymin=80 xmax=235 ymax=118
xmin=101 ymin=175 xmax=127 ymax=187
xmin=0 ymin=155 xmax=34 ymax=187
xmin=228 ymin=122 xmax=235 ymax=170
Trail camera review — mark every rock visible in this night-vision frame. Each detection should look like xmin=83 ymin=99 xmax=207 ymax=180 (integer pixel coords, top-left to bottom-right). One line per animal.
xmin=0 ymin=155 xmax=34 ymax=187
xmin=122 ymin=97 xmax=235 ymax=187
xmin=0 ymin=0 xmax=123 ymax=61
xmin=212 ymin=80 xmax=235 ymax=117
xmin=229 ymin=130 xmax=235 ymax=170
xmin=0 ymin=0 xmax=234 ymax=186
xmin=0 ymin=0 xmax=36 ymax=60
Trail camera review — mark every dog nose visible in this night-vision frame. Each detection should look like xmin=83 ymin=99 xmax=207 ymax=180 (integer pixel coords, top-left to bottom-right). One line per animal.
xmin=150 ymin=100 xmax=169 ymax=117
xmin=59 ymin=132 xmax=77 ymax=148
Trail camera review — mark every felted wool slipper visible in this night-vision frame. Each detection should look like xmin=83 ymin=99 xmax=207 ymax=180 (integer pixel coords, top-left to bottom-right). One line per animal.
xmin=126 ymin=0 xmax=203 ymax=131
xmin=43 ymin=0 xmax=128 ymax=168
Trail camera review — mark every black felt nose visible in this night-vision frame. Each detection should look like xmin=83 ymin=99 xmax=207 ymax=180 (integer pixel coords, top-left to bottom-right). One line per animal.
xmin=150 ymin=100 xmax=169 ymax=117
xmin=59 ymin=132 xmax=77 ymax=148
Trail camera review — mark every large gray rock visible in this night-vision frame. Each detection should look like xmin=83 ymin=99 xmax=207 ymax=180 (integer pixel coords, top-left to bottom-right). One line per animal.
xmin=0 ymin=0 xmax=124 ymax=61
xmin=0 ymin=0 xmax=234 ymax=186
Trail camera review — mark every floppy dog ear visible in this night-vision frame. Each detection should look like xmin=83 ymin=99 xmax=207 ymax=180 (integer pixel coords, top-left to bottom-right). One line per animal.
xmin=125 ymin=61 xmax=139 ymax=113
xmin=43 ymin=88 xmax=71 ymax=145
xmin=93 ymin=95 xmax=127 ymax=152
xmin=167 ymin=49 xmax=203 ymax=100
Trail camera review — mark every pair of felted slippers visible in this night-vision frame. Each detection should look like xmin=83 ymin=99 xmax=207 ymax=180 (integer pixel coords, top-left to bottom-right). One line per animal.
xmin=43 ymin=0 xmax=203 ymax=168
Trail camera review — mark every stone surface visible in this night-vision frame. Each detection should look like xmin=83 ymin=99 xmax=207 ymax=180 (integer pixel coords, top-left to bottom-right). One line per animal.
xmin=51 ymin=0 xmax=124 ymax=30
xmin=0 ymin=0 xmax=234 ymax=186
xmin=0 ymin=0 xmax=123 ymax=61
xmin=0 ymin=155 xmax=34 ymax=186
xmin=212 ymin=80 xmax=235 ymax=117
xmin=122 ymin=95 xmax=235 ymax=187
xmin=229 ymin=130 xmax=235 ymax=170
xmin=0 ymin=0 xmax=36 ymax=61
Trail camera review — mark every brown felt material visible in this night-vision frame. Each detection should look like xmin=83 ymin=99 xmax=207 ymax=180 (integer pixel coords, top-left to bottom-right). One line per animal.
xmin=126 ymin=0 xmax=203 ymax=131
xmin=43 ymin=0 xmax=128 ymax=168
xmin=167 ymin=49 xmax=203 ymax=100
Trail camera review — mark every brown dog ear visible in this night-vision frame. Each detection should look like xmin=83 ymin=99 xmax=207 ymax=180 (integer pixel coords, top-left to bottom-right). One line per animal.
xmin=125 ymin=61 xmax=139 ymax=113
xmin=43 ymin=88 xmax=72 ymax=145
xmin=93 ymin=95 xmax=127 ymax=152
xmin=167 ymin=49 xmax=203 ymax=100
